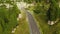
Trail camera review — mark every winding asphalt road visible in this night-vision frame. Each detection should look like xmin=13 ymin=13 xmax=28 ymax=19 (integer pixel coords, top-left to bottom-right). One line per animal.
xmin=26 ymin=10 xmax=40 ymax=34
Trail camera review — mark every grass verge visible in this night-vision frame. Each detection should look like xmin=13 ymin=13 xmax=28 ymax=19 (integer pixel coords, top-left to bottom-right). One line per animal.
xmin=14 ymin=11 xmax=30 ymax=34
xmin=33 ymin=13 xmax=60 ymax=34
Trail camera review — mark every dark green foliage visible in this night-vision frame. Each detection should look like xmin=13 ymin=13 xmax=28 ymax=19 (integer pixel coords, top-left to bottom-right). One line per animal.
xmin=58 ymin=7 xmax=60 ymax=18
xmin=33 ymin=3 xmax=41 ymax=14
xmin=33 ymin=0 xmax=60 ymax=34
xmin=24 ymin=0 xmax=33 ymax=3
xmin=33 ymin=3 xmax=46 ymax=15
xmin=24 ymin=0 xmax=43 ymax=3
xmin=32 ymin=0 xmax=59 ymax=21
xmin=0 ymin=2 xmax=20 ymax=34
xmin=47 ymin=0 xmax=59 ymax=21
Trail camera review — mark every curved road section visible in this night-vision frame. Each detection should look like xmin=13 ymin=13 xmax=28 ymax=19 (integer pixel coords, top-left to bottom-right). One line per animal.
xmin=26 ymin=10 xmax=40 ymax=34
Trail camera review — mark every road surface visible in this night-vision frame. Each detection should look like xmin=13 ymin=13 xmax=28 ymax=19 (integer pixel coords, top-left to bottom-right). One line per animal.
xmin=26 ymin=10 xmax=40 ymax=34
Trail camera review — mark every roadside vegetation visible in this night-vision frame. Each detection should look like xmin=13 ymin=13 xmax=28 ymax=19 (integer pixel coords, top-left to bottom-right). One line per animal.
xmin=14 ymin=10 xmax=30 ymax=34
xmin=25 ymin=0 xmax=60 ymax=34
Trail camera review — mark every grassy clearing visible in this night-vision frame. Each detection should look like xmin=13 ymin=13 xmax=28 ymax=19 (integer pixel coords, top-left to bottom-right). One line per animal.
xmin=33 ymin=14 xmax=49 ymax=34
xmin=14 ymin=18 xmax=30 ymax=34
xmin=14 ymin=11 xmax=30 ymax=34
xmin=33 ymin=13 xmax=60 ymax=34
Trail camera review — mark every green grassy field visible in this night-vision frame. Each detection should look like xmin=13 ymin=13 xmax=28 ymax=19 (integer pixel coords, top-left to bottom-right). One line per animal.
xmin=14 ymin=11 xmax=30 ymax=34
xmin=14 ymin=18 xmax=30 ymax=34
xmin=33 ymin=13 xmax=60 ymax=34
